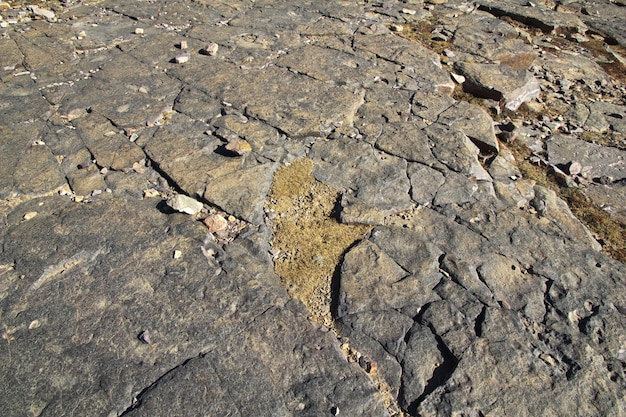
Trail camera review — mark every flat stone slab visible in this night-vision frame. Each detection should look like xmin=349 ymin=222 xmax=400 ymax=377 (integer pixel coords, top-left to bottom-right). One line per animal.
xmin=1 ymin=1 xmax=626 ymax=416
xmin=547 ymin=134 xmax=626 ymax=181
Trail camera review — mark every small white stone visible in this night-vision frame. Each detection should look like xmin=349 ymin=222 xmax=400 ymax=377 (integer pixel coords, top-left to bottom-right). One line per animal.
xmin=451 ymin=72 xmax=466 ymax=84
xmin=29 ymin=5 xmax=56 ymax=22
xmin=134 ymin=28 xmax=144 ymax=34
xmin=173 ymin=250 xmax=182 ymax=259
xmin=400 ymin=8 xmax=416 ymax=15
xmin=23 ymin=211 xmax=38 ymax=221
xmin=180 ymin=40 xmax=188 ymax=50
xmin=167 ymin=194 xmax=204 ymax=215
xmin=175 ymin=53 xmax=190 ymax=64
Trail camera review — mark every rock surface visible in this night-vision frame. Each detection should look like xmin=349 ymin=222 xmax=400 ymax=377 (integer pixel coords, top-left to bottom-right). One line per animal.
xmin=1 ymin=1 xmax=625 ymax=416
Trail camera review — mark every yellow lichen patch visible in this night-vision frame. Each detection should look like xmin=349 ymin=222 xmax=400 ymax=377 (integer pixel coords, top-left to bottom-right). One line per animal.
xmin=266 ymin=158 xmax=371 ymax=328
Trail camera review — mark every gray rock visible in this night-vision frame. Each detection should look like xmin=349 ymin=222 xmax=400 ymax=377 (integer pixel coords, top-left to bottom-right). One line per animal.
xmin=476 ymin=0 xmax=588 ymax=34
xmin=407 ymin=163 xmax=446 ymax=205
xmin=2 ymin=1 xmax=626 ymax=416
xmin=399 ymin=324 xmax=445 ymax=411
xmin=452 ymin=11 xmax=538 ymax=68
xmin=339 ymin=193 xmax=388 ymax=225
xmin=353 ymin=32 xmax=454 ymax=94
xmin=66 ymin=164 xmax=107 ymax=196
xmin=539 ymin=51 xmax=611 ymax=87
xmin=425 ymin=124 xmax=492 ymax=181
xmin=440 ymin=254 xmax=495 ymax=306
xmin=454 ymin=61 xmax=540 ymax=111
xmin=585 ymin=102 xmax=626 ymax=134
xmin=437 ymin=101 xmax=500 ymax=153
xmin=411 ymin=91 xmax=456 ymax=123
xmin=433 ymin=171 xmax=479 ymax=206
xmin=339 ymin=239 xmax=411 ymax=315
xmin=73 ymin=114 xmax=146 ymax=171
xmin=0 ymin=197 xmax=388 ymax=417
xmin=203 ymin=162 xmax=278 ymax=224
xmin=477 ymin=253 xmax=545 ymax=316
xmin=546 ymin=134 xmax=626 ymax=181
xmin=374 ymin=122 xmax=436 ymax=165
xmin=310 ymin=137 xmax=413 ymax=213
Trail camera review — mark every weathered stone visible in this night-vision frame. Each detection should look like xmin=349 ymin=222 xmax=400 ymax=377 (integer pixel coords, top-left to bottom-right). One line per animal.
xmin=339 ymin=239 xmax=409 ymax=315
xmin=167 ymin=194 xmax=204 ymax=215
xmin=585 ymin=101 xmax=626 ymax=134
xmin=477 ymin=253 xmax=545 ymax=315
xmin=440 ymin=254 xmax=495 ymax=306
xmin=374 ymin=122 xmax=437 ymax=165
xmin=173 ymin=86 xmax=222 ymax=122
xmin=546 ymin=134 xmax=626 ymax=181
xmin=476 ymin=0 xmax=588 ymax=34
xmin=437 ymin=101 xmax=499 ymax=153
xmin=339 ymin=193 xmax=387 ymax=225
xmin=399 ymin=324 xmax=445 ymax=411
xmin=73 ymin=114 xmax=146 ymax=171
xmin=581 ymin=182 xmax=626 ymax=224
xmin=369 ymin=226 xmax=443 ymax=280
xmin=0 ymin=74 xmax=52 ymax=124
xmin=310 ymin=137 xmax=413 ymax=213
xmin=537 ymin=52 xmax=611 ymax=90
xmin=0 ymin=38 xmax=23 ymax=71
xmin=433 ymin=171 xmax=479 ymax=206
xmin=2 ymin=1 xmax=626 ymax=416
xmin=203 ymin=163 xmax=278 ymax=224
xmin=353 ymin=32 xmax=454 ymax=94
xmin=13 ymin=144 xmax=66 ymax=195
xmin=276 ymin=44 xmax=379 ymax=86
xmin=454 ymin=61 xmax=540 ymax=111
xmin=452 ymin=11 xmax=538 ymax=68
xmin=425 ymin=124 xmax=492 ymax=181
xmin=407 ymin=163 xmax=446 ymax=205
xmin=66 ymin=164 xmax=107 ymax=196
xmin=411 ymin=91 xmax=456 ymax=123
xmin=487 ymin=146 xmax=522 ymax=182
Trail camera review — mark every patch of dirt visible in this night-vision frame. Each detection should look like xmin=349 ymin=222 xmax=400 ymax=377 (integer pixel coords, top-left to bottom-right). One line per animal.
xmin=399 ymin=20 xmax=451 ymax=55
xmin=266 ymin=158 xmax=371 ymax=328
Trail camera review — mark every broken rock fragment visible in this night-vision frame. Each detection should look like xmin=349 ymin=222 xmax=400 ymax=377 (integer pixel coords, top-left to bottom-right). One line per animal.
xmin=454 ymin=62 xmax=540 ymax=111
xmin=167 ymin=194 xmax=204 ymax=215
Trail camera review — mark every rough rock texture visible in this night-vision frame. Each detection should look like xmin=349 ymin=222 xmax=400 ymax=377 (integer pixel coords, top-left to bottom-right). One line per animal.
xmin=1 ymin=1 xmax=625 ymax=417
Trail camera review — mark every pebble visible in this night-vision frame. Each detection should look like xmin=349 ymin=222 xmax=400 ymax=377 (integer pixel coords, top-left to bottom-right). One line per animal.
xmin=566 ymin=161 xmax=582 ymax=176
xmin=202 ymin=42 xmax=219 ymax=56
xmin=175 ymin=53 xmax=190 ymax=64
xmin=167 ymin=194 xmax=204 ymax=215
xmin=29 ymin=5 xmax=56 ymax=22
xmin=23 ymin=211 xmax=38 ymax=221
xmin=225 ymin=138 xmax=252 ymax=156
xmin=134 ymin=28 xmax=144 ymax=35
xmin=143 ymin=188 xmax=160 ymax=198
xmin=203 ymin=213 xmax=229 ymax=234
xmin=138 ymin=330 xmax=151 ymax=344
xmin=173 ymin=250 xmax=182 ymax=259
xmin=450 ymin=72 xmax=465 ymax=84
xmin=389 ymin=24 xmax=404 ymax=32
